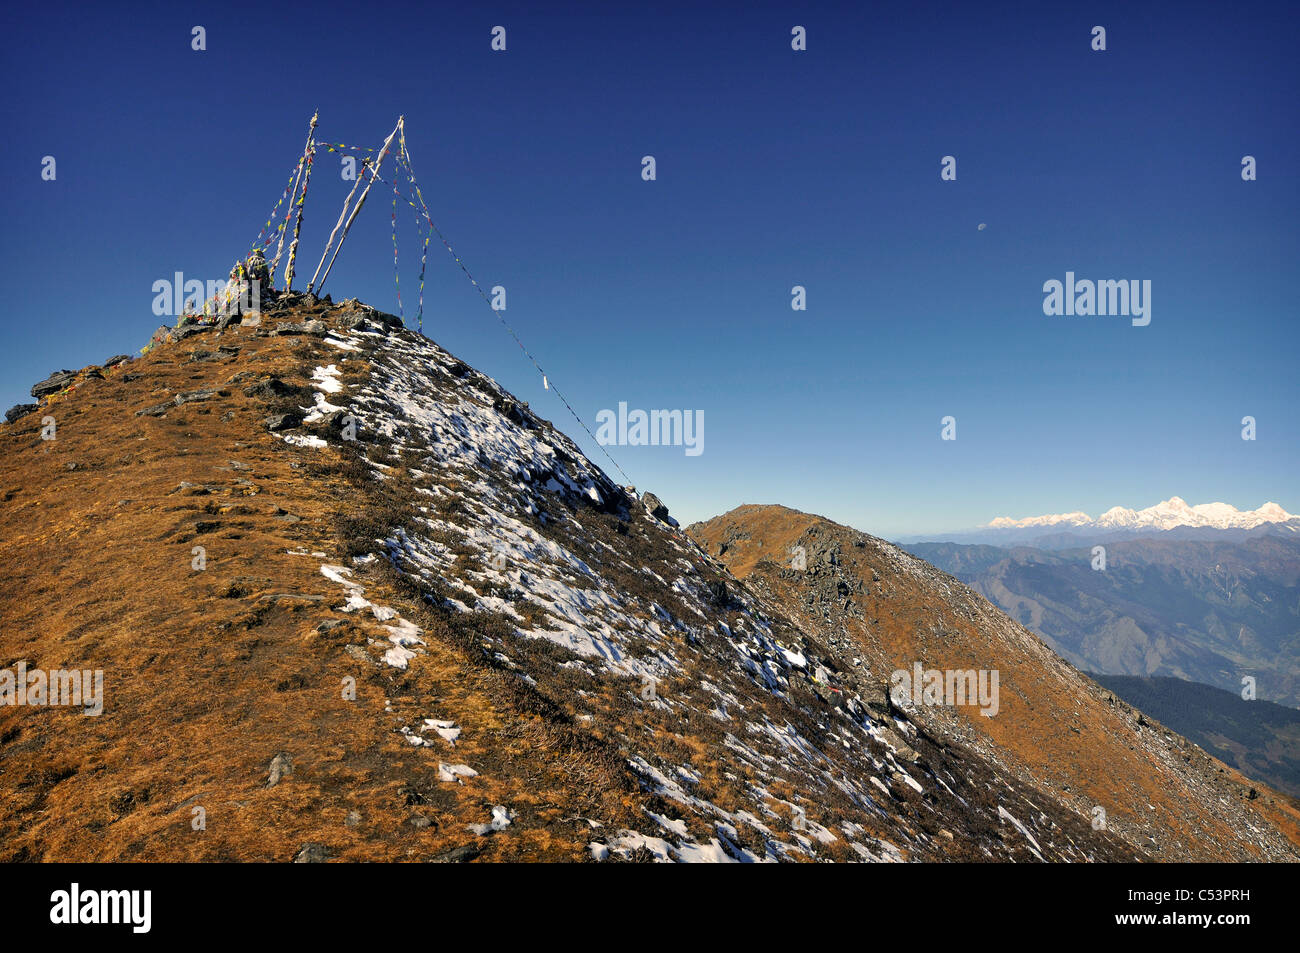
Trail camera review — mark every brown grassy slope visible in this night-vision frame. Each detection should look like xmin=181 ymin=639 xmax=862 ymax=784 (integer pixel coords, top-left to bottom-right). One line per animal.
xmin=1 ymin=301 xmax=1065 ymax=865
xmin=688 ymin=503 xmax=1300 ymax=861
xmin=0 ymin=304 xmax=644 ymax=861
xmin=7 ymin=301 xmax=1282 ymax=863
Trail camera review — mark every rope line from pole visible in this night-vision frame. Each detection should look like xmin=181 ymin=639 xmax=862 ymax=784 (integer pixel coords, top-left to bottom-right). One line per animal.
xmin=365 ymin=142 xmax=634 ymax=488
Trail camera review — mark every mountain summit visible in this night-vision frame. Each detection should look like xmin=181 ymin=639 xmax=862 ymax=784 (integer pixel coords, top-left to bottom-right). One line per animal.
xmin=2 ymin=296 xmax=1297 ymax=862
xmin=990 ymin=497 xmax=1296 ymax=531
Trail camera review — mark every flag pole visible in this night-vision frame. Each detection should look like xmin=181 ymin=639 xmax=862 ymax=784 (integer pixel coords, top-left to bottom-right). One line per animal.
xmin=282 ymin=110 xmax=318 ymax=291
xmin=312 ymin=117 xmax=403 ymax=296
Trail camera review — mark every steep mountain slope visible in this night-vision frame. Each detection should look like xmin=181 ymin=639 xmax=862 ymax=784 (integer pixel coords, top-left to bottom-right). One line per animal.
xmin=906 ymin=538 xmax=1300 ymax=707
xmin=689 ymin=504 xmax=1300 ymax=861
xmin=1090 ymin=675 xmax=1300 ymax=798
xmin=3 ymin=294 xmax=1153 ymax=864
xmin=3 ymin=296 xmax=1297 ymax=863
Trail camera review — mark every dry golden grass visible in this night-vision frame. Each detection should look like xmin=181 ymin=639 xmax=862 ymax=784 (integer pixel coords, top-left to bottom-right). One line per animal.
xmin=8 ymin=310 xmax=1262 ymax=864
xmin=690 ymin=503 xmax=1300 ymax=861
xmin=0 ymin=309 xmax=647 ymax=861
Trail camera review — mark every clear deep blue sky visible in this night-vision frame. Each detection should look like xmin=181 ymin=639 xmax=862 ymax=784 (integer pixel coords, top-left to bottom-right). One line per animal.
xmin=2 ymin=0 xmax=1296 ymax=537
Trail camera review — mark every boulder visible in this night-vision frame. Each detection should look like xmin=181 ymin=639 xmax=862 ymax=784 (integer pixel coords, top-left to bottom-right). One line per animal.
xmin=306 ymin=409 xmax=353 ymax=437
xmin=265 ymin=413 xmax=302 ymax=432
xmin=429 ymin=844 xmax=481 ymax=864
xmin=5 ymin=403 xmax=38 ymax=423
xmin=878 ymin=728 xmax=921 ymax=764
xmin=31 ymin=370 xmax=77 ymax=399
xmin=267 ymin=752 xmax=294 ymax=787
xmin=493 ymin=396 xmax=533 ymax=429
xmin=168 ymin=324 xmax=211 ymax=343
xmin=243 ymin=377 xmax=296 ymax=399
xmin=641 ymin=491 xmax=670 ymax=522
xmin=103 ymin=354 xmax=131 ymax=368
xmin=292 ymin=843 xmax=333 ymax=863
xmin=275 ymin=319 xmax=328 ymax=337
xmin=707 ymin=579 xmax=739 ymax=609
xmin=173 ymin=389 xmax=219 ymax=405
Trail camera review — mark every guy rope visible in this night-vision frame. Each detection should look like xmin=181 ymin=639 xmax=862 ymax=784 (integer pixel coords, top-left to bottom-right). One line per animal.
xmin=237 ymin=113 xmax=634 ymax=488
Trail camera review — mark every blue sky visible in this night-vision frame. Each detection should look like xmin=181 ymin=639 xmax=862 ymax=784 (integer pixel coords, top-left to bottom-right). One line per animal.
xmin=2 ymin=0 xmax=1296 ymax=537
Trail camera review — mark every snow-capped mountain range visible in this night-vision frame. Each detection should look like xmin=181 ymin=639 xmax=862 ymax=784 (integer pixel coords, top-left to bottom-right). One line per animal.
xmin=989 ymin=497 xmax=1295 ymax=531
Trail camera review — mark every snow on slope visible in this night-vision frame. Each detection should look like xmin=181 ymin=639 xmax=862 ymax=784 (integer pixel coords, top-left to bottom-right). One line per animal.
xmin=284 ymin=308 xmax=1121 ymax=863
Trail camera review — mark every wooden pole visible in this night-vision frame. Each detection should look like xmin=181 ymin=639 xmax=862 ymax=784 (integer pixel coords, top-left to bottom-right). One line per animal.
xmin=273 ymin=113 xmax=313 ymax=283
xmin=313 ymin=117 xmax=403 ymax=296
xmin=283 ymin=111 xmax=319 ymax=292
xmin=307 ymin=157 xmax=366 ymax=293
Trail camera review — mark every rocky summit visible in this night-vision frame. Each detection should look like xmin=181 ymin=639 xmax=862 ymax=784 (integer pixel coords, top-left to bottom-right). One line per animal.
xmin=2 ymin=296 xmax=1297 ymax=862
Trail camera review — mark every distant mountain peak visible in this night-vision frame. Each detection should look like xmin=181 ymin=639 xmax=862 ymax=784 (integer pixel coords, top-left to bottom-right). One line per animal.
xmin=987 ymin=510 xmax=1091 ymax=529
xmin=989 ymin=497 xmax=1295 ymax=531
